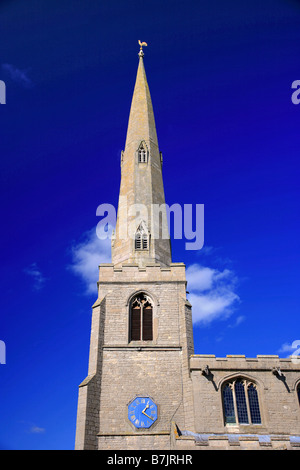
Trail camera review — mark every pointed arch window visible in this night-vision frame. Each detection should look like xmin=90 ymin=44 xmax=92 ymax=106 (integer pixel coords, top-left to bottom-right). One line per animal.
xmin=130 ymin=293 xmax=153 ymax=342
xmin=138 ymin=142 xmax=148 ymax=163
xmin=222 ymin=378 xmax=261 ymax=425
xmin=135 ymin=222 xmax=149 ymax=251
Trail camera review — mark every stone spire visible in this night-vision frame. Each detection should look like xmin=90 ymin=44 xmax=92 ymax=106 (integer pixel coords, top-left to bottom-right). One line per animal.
xmin=112 ymin=43 xmax=172 ymax=267
xmin=124 ymin=42 xmax=158 ymax=152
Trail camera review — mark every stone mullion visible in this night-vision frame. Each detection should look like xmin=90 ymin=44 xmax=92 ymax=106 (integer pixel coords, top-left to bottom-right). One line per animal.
xmin=140 ymin=305 xmax=143 ymax=340
xmin=244 ymin=381 xmax=252 ymax=425
xmin=231 ymin=381 xmax=239 ymax=425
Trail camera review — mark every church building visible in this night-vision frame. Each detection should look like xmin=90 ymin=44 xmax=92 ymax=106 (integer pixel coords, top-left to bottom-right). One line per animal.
xmin=75 ymin=44 xmax=300 ymax=451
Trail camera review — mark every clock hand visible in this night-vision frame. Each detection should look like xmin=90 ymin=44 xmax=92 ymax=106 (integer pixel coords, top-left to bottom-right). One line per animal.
xmin=142 ymin=409 xmax=154 ymax=420
xmin=141 ymin=402 xmax=155 ymax=420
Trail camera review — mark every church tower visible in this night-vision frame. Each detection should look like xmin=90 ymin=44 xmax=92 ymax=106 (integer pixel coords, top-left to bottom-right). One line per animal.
xmin=75 ymin=44 xmax=194 ymax=450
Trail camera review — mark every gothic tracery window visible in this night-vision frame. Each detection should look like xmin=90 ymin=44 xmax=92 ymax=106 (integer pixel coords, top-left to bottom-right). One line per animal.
xmin=222 ymin=378 xmax=261 ymax=425
xmin=130 ymin=293 xmax=153 ymax=342
xmin=138 ymin=142 xmax=148 ymax=163
xmin=135 ymin=223 xmax=149 ymax=251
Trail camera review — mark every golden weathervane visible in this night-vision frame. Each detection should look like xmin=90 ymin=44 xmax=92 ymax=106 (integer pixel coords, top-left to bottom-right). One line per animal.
xmin=138 ymin=40 xmax=148 ymax=56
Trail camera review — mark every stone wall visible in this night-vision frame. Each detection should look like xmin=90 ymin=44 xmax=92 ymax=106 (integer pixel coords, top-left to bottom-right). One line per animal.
xmin=189 ymin=355 xmax=300 ymax=437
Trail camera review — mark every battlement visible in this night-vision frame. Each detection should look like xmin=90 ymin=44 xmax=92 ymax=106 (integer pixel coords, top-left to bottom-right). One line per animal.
xmin=190 ymin=354 xmax=299 ymax=371
xmin=98 ymin=262 xmax=187 ymax=284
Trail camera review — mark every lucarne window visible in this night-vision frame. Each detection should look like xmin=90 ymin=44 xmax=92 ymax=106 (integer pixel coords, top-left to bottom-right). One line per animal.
xmin=138 ymin=142 xmax=147 ymax=163
xmin=222 ymin=378 xmax=261 ymax=425
xmin=135 ymin=224 xmax=149 ymax=251
xmin=130 ymin=293 xmax=153 ymax=341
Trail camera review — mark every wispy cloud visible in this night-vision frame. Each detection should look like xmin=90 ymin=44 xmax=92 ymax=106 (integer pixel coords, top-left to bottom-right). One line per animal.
xmin=197 ymin=245 xmax=217 ymax=256
xmin=24 ymin=263 xmax=46 ymax=291
xmin=278 ymin=342 xmax=294 ymax=354
xmin=278 ymin=341 xmax=300 ymax=358
xmin=29 ymin=425 xmax=45 ymax=434
xmin=197 ymin=244 xmax=234 ymax=269
xmin=19 ymin=421 xmax=46 ymax=434
xmin=228 ymin=315 xmax=245 ymax=328
xmin=186 ymin=263 xmax=240 ymax=325
xmin=68 ymin=227 xmax=112 ymax=294
xmin=2 ymin=63 xmax=33 ymax=88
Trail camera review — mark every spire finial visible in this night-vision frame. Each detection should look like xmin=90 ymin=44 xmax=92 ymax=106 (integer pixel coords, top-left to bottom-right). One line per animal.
xmin=138 ymin=40 xmax=148 ymax=57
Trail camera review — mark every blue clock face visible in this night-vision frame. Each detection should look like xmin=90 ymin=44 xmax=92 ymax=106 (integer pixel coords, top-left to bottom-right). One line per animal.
xmin=128 ymin=396 xmax=158 ymax=428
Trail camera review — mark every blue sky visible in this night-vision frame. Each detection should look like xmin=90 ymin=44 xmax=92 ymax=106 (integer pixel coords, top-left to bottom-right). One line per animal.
xmin=0 ymin=0 xmax=299 ymax=450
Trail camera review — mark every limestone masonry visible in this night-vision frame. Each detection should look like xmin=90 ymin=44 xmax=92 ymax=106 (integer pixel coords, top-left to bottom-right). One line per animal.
xmin=75 ymin=46 xmax=300 ymax=450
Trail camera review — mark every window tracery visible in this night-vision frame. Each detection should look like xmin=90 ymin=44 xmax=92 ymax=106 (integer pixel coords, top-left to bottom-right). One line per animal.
xmin=138 ymin=142 xmax=148 ymax=163
xmin=135 ymin=222 xmax=149 ymax=251
xmin=130 ymin=293 xmax=153 ymax=342
xmin=222 ymin=378 xmax=261 ymax=425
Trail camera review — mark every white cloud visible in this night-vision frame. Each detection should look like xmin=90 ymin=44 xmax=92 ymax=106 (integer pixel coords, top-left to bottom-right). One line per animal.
xmin=69 ymin=227 xmax=112 ymax=294
xmin=278 ymin=341 xmax=300 ymax=358
xmin=186 ymin=264 xmax=240 ymax=325
xmin=278 ymin=342 xmax=294 ymax=354
xmin=185 ymin=264 xmax=216 ymax=291
xmin=196 ymin=245 xmax=217 ymax=257
xmin=20 ymin=421 xmax=46 ymax=434
xmin=2 ymin=63 xmax=33 ymax=88
xmin=29 ymin=425 xmax=45 ymax=434
xmin=228 ymin=315 xmax=245 ymax=328
xmin=24 ymin=263 xmax=46 ymax=291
